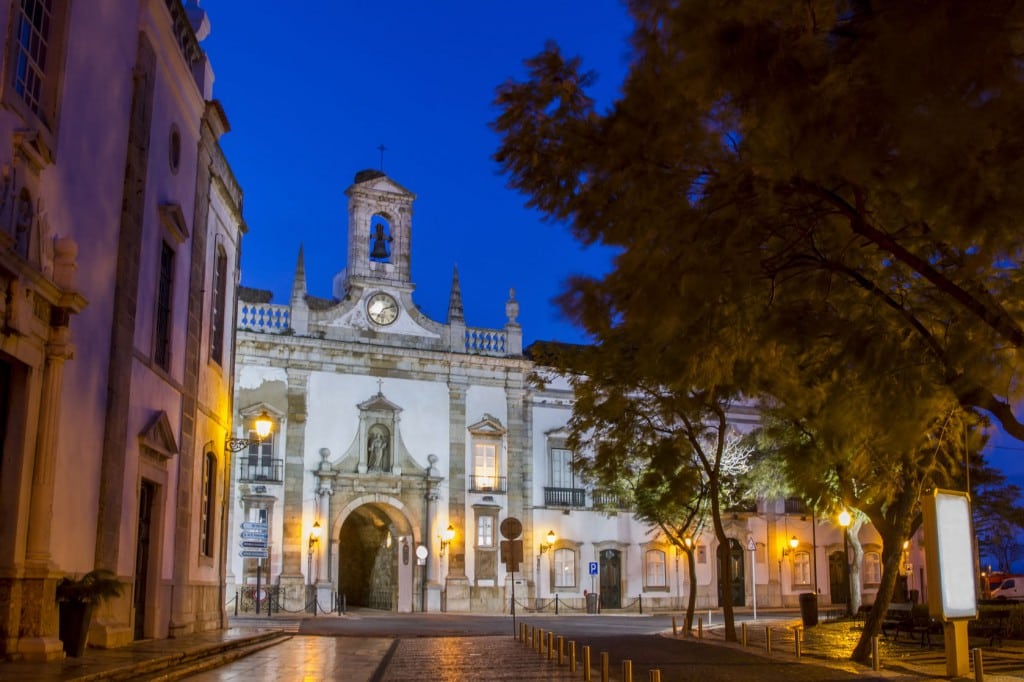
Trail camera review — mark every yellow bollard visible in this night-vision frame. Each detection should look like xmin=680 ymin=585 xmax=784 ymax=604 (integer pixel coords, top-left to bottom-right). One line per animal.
xmin=872 ymin=635 xmax=880 ymax=672
xmin=601 ymin=651 xmax=609 ymax=682
xmin=557 ymin=635 xmax=564 ymax=665
xmin=531 ymin=625 xmax=536 ymax=649
xmin=649 ymin=670 xmax=662 ymax=682
xmin=583 ymin=645 xmax=592 ymax=682
xmin=698 ymin=615 xmax=703 ymax=640
xmin=765 ymin=625 xmax=772 ymax=655
xmin=741 ymin=622 xmax=748 ymax=647
xmin=795 ymin=636 xmax=801 ymax=658
xmin=672 ymin=615 xmax=678 ymax=636
xmin=622 ymin=659 xmax=633 ymax=682
xmin=570 ymin=640 xmax=577 ymax=672
xmin=538 ymin=627 xmax=544 ymax=654
xmin=549 ymin=631 xmax=556 ymax=661
xmin=973 ymin=647 xmax=984 ymax=682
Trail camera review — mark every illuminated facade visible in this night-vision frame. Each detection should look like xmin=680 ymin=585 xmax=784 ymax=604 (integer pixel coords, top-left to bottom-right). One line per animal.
xmin=0 ymin=1 xmax=245 ymax=659
xmin=231 ymin=171 xmax=924 ymax=615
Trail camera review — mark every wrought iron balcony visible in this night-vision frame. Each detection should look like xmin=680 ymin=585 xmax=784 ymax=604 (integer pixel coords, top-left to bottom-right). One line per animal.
xmin=592 ymin=489 xmax=631 ymax=510
xmin=239 ymin=459 xmax=284 ymax=483
xmin=544 ymin=487 xmax=586 ymax=508
xmin=468 ymin=475 xmax=507 ymax=493
xmin=784 ymin=497 xmax=808 ymax=514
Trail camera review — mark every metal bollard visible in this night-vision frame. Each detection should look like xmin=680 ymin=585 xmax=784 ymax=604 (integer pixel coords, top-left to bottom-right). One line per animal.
xmin=741 ymin=622 xmax=748 ymax=647
xmin=234 ymin=591 xmax=239 ymax=617
xmin=872 ymin=635 xmax=880 ymax=672
xmin=557 ymin=635 xmax=564 ymax=665
xmin=698 ymin=615 xmax=703 ymax=639
xmin=649 ymin=670 xmax=662 ymax=682
xmin=601 ymin=652 xmax=610 ymax=682
xmin=548 ymin=631 xmax=556 ymax=660
xmin=583 ymin=645 xmax=592 ymax=681
xmin=765 ymin=625 xmax=772 ymax=655
xmin=570 ymin=641 xmax=577 ymax=672
xmin=795 ymin=635 xmax=801 ymax=658
xmin=973 ymin=647 xmax=984 ymax=682
xmin=622 ymin=659 xmax=633 ymax=682
xmin=672 ymin=615 xmax=678 ymax=636
xmin=538 ymin=627 xmax=544 ymax=653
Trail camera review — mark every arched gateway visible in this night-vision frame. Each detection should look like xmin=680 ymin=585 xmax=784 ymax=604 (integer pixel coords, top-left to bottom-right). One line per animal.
xmin=335 ymin=500 xmax=417 ymax=612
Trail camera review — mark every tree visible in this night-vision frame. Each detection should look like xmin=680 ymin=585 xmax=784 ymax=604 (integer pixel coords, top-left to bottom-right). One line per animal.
xmin=973 ymin=455 xmax=1024 ymax=573
xmin=493 ymin=0 xmax=1024 ymax=447
xmin=530 ymin=340 xmax=756 ymax=642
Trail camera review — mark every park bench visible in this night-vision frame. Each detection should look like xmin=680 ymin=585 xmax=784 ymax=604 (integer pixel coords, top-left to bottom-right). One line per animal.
xmin=880 ymin=602 xmax=914 ymax=640
xmin=969 ymin=609 xmax=1012 ymax=647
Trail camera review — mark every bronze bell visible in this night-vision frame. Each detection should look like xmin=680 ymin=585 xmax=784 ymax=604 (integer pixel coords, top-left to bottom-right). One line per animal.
xmin=370 ymin=224 xmax=391 ymax=259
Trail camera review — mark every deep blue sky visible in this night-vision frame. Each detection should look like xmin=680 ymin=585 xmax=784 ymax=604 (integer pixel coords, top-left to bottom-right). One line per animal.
xmin=201 ymin=2 xmax=1023 ymax=559
xmin=202 ymin=0 xmax=631 ymax=347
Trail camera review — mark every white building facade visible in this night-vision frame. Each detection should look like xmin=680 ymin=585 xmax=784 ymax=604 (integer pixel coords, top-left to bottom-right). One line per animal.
xmin=0 ymin=0 xmax=245 ymax=660
xmin=231 ymin=171 xmax=924 ymax=616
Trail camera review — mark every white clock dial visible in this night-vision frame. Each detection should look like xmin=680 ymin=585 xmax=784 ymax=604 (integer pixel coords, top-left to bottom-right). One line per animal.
xmin=366 ymin=292 xmax=399 ymax=326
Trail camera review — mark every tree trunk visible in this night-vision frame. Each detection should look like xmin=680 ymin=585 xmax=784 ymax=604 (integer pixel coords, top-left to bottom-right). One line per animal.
xmin=848 ymin=517 xmax=865 ymax=616
xmin=850 ymin=492 xmax=917 ymax=663
xmin=709 ymin=475 xmax=736 ymax=641
xmin=685 ymin=548 xmax=697 ymax=634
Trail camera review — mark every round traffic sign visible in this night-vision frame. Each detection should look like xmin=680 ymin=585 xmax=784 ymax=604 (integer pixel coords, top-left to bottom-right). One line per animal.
xmin=500 ymin=517 xmax=522 ymax=540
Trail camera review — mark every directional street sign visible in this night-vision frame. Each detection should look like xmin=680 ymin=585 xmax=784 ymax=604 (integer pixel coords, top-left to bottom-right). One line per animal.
xmin=240 ymin=531 xmax=268 ymax=540
xmin=240 ymin=540 xmax=268 ymax=548
xmin=239 ymin=549 xmax=269 ymax=558
xmin=241 ymin=522 xmax=268 ymax=531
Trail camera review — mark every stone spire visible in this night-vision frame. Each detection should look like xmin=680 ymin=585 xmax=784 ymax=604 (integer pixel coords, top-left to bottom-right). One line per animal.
xmin=447 ymin=265 xmax=464 ymax=323
xmin=504 ymin=288 xmax=522 ymax=355
xmin=290 ymin=245 xmax=309 ymax=334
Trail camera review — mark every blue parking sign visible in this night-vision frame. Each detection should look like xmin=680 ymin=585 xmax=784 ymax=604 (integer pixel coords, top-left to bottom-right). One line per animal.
xmin=588 ymin=561 xmax=598 ymax=576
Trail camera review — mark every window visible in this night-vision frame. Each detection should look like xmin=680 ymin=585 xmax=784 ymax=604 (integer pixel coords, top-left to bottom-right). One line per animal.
xmin=7 ymin=0 xmax=67 ymax=139
xmin=793 ymin=551 xmax=811 ymax=585
xmin=550 ymin=447 xmax=574 ymax=487
xmin=553 ymin=548 xmax=576 ymax=588
xmin=154 ymin=241 xmax=175 ymax=370
xmin=476 ymin=515 xmax=494 ymax=548
xmin=473 ymin=443 xmax=497 ymax=489
xmin=210 ymin=246 xmax=227 ymax=365
xmin=645 ymin=549 xmax=667 ymax=588
xmin=864 ymin=551 xmax=881 ymax=585
xmin=697 ymin=545 xmax=707 ymax=564
xmin=246 ymin=432 xmax=275 ymax=479
xmin=199 ymin=453 xmax=216 ymax=557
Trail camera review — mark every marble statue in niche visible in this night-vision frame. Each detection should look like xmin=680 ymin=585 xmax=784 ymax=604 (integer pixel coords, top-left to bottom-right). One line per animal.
xmin=367 ymin=424 xmax=391 ymax=471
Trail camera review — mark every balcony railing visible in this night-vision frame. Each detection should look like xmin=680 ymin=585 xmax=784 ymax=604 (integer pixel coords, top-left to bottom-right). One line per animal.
xmin=784 ymin=498 xmax=808 ymax=514
xmin=239 ymin=459 xmax=284 ymax=483
xmin=592 ymin=489 xmax=631 ymax=510
xmin=544 ymin=487 xmax=586 ymax=508
xmin=469 ymin=475 xmax=507 ymax=493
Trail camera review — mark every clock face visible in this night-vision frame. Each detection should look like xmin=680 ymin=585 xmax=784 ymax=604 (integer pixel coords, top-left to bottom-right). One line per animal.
xmin=366 ymin=292 xmax=399 ymax=326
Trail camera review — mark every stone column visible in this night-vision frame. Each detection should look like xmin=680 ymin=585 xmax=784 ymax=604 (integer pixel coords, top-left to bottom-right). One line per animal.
xmin=313 ymin=449 xmax=336 ymax=607
xmin=444 ymin=375 xmax=470 ymax=611
xmin=279 ymin=368 xmax=309 ymax=610
xmin=19 ymin=327 xmax=73 ymax=661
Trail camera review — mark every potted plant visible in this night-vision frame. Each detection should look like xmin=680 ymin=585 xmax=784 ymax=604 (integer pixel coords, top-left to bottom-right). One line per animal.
xmin=56 ymin=569 xmax=124 ymax=657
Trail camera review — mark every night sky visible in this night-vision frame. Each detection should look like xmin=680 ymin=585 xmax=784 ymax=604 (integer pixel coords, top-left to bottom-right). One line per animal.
xmin=200 ymin=2 xmax=1022 ymax=553
xmin=202 ymin=0 xmax=630 ymax=347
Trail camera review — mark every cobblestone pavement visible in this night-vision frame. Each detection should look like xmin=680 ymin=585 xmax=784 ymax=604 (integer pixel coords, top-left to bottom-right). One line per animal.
xmin=184 ymin=635 xmax=393 ymax=682
xmin=377 ymin=636 xmax=581 ymax=681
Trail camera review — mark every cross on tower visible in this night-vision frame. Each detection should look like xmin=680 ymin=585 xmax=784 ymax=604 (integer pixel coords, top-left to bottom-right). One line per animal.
xmin=377 ymin=144 xmax=387 ymax=171
xmin=377 ymin=378 xmax=384 ymax=394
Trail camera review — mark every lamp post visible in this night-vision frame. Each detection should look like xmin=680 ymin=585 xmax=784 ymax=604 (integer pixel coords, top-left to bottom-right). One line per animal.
xmin=747 ymin=537 xmax=757 ymax=621
xmin=838 ymin=510 xmax=852 ymax=617
xmin=308 ymin=521 xmax=321 ymax=586
xmin=538 ymin=529 xmax=556 ymax=597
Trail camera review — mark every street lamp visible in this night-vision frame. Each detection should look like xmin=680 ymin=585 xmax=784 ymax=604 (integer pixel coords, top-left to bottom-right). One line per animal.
xmin=225 ymin=410 xmax=273 ymax=452
xmin=838 ymin=510 xmax=852 ymax=617
xmin=539 ymin=529 xmax=556 ymax=555
xmin=782 ymin=535 xmax=799 ymax=556
xmin=439 ymin=524 xmax=455 ymax=557
xmin=308 ymin=521 xmax=321 ymax=585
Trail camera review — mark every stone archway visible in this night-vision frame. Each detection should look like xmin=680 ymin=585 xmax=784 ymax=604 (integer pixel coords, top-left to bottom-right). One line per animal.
xmin=336 ymin=502 xmax=415 ymax=612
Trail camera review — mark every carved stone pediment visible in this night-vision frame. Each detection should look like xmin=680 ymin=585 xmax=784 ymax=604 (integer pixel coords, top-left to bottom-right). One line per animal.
xmin=139 ymin=411 xmax=178 ymax=461
xmin=468 ymin=414 xmax=506 ymax=438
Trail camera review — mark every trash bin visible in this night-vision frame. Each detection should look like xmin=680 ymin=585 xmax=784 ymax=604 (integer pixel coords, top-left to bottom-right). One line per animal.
xmin=799 ymin=592 xmax=818 ymax=627
xmin=586 ymin=592 xmax=599 ymax=614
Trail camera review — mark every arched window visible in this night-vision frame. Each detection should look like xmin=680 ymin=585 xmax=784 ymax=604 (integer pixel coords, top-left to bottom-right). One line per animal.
xmin=200 ymin=452 xmax=217 ymax=557
xmin=553 ymin=548 xmax=576 ymax=588
xmin=864 ymin=551 xmax=881 ymax=585
xmin=645 ymin=549 xmax=667 ymax=588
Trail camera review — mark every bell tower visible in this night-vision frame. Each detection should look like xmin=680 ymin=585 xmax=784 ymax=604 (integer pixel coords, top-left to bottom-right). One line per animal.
xmin=340 ymin=170 xmax=416 ymax=295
